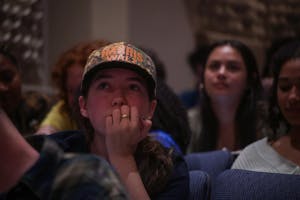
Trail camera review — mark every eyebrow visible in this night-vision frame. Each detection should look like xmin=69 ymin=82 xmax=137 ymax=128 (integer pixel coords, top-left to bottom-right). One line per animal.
xmin=92 ymin=73 xmax=112 ymax=82
xmin=278 ymin=77 xmax=300 ymax=80
xmin=208 ymin=60 xmax=243 ymax=65
xmin=227 ymin=60 xmax=243 ymax=64
xmin=127 ymin=76 xmax=146 ymax=85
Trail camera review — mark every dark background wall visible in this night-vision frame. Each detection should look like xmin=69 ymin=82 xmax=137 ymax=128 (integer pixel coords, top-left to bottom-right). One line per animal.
xmin=1 ymin=0 xmax=299 ymax=94
xmin=1 ymin=0 xmax=196 ymax=94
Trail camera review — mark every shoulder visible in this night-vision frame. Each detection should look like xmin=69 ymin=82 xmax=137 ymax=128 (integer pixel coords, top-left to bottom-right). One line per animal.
xmin=187 ymin=107 xmax=202 ymax=132
xmin=172 ymin=153 xmax=190 ymax=184
xmin=187 ymin=107 xmax=203 ymax=153
xmin=232 ymin=138 xmax=276 ymax=172
xmin=43 ymin=100 xmax=65 ymax=116
xmin=52 ymin=100 xmax=65 ymax=109
xmin=187 ymin=106 xmax=201 ymax=119
xmin=39 ymin=100 xmax=71 ymax=130
xmin=153 ymin=153 xmax=189 ymax=200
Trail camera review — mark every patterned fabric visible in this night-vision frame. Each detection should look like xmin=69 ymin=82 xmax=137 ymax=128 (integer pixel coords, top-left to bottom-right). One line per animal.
xmin=1 ymin=138 xmax=128 ymax=200
xmin=82 ymin=42 xmax=157 ymax=96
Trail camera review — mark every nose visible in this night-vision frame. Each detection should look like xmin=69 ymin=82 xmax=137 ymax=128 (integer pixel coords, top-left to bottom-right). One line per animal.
xmin=217 ymin=66 xmax=226 ymax=80
xmin=287 ymin=86 xmax=300 ymax=106
xmin=111 ymin=90 xmax=127 ymax=107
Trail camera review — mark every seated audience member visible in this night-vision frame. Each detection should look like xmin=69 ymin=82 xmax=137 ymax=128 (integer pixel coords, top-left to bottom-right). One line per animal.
xmin=188 ymin=40 xmax=263 ymax=152
xmin=0 ymin=45 xmax=50 ymax=136
xmin=232 ymin=40 xmax=300 ymax=174
xmin=5 ymin=42 xmax=189 ymax=199
xmin=0 ymin=106 xmax=128 ymax=199
xmin=72 ymin=47 xmax=188 ymax=155
xmin=150 ymin=79 xmax=192 ymax=155
xmin=37 ymin=40 xmax=110 ymax=135
xmin=261 ymin=37 xmax=297 ymax=101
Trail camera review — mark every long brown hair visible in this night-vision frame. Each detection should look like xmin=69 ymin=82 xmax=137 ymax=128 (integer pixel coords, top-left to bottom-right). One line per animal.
xmin=194 ymin=39 xmax=263 ymax=151
xmin=268 ymin=40 xmax=300 ymax=141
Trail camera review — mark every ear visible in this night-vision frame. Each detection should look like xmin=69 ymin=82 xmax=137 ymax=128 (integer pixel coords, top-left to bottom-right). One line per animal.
xmin=78 ymin=96 xmax=88 ymax=118
xmin=147 ymin=99 xmax=157 ymax=119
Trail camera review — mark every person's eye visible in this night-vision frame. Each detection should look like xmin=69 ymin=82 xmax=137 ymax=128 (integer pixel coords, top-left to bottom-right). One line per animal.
xmin=227 ymin=63 xmax=240 ymax=72
xmin=207 ymin=62 xmax=219 ymax=71
xmin=129 ymin=84 xmax=141 ymax=91
xmin=97 ymin=82 xmax=109 ymax=90
xmin=278 ymin=81 xmax=292 ymax=92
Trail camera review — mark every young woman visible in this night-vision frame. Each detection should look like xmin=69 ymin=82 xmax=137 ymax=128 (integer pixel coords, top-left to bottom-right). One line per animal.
xmin=188 ymin=40 xmax=263 ymax=152
xmin=232 ymin=40 xmax=300 ymax=174
xmin=29 ymin=42 xmax=188 ymax=199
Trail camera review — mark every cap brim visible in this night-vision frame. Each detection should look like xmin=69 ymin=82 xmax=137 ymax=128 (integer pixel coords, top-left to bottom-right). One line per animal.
xmin=81 ymin=61 xmax=155 ymax=96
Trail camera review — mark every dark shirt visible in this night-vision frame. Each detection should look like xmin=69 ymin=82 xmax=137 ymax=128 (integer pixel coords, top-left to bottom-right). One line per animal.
xmin=179 ymin=89 xmax=199 ymax=109
xmin=1 ymin=137 xmax=128 ymax=200
xmin=10 ymin=91 xmax=51 ymax=136
xmin=29 ymin=130 xmax=190 ymax=199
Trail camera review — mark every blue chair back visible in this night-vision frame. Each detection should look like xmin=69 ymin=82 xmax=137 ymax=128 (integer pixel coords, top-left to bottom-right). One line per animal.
xmin=184 ymin=150 xmax=234 ymax=182
xmin=213 ymin=169 xmax=300 ymax=200
xmin=188 ymin=170 xmax=210 ymax=200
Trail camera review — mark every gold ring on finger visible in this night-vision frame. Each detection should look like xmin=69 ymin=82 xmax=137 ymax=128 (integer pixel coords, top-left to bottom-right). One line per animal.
xmin=121 ymin=114 xmax=129 ymax=119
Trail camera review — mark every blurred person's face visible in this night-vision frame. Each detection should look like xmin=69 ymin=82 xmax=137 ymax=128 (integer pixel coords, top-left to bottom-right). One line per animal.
xmin=66 ymin=64 xmax=84 ymax=107
xmin=0 ymin=54 xmax=22 ymax=114
xmin=79 ymin=68 xmax=156 ymax=136
xmin=277 ymin=59 xmax=300 ymax=126
xmin=204 ymin=45 xmax=247 ymax=103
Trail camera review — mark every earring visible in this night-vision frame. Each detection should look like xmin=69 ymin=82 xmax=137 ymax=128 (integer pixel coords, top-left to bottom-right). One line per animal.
xmin=199 ymin=83 xmax=204 ymax=90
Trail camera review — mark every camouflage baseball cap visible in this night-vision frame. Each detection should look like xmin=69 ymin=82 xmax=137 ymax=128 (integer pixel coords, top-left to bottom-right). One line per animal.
xmin=81 ymin=42 xmax=157 ymax=97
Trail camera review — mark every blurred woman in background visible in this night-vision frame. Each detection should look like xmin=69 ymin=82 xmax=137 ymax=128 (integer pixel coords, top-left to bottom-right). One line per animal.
xmin=232 ymin=40 xmax=300 ymax=174
xmin=37 ymin=40 xmax=110 ymax=134
xmin=188 ymin=39 xmax=263 ymax=152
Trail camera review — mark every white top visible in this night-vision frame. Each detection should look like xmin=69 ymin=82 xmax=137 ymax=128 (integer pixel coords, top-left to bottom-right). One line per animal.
xmin=232 ymin=137 xmax=300 ymax=175
xmin=187 ymin=107 xmax=202 ymax=153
